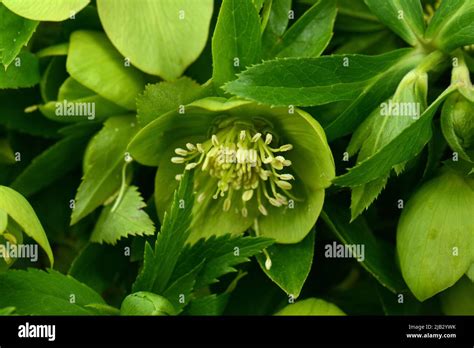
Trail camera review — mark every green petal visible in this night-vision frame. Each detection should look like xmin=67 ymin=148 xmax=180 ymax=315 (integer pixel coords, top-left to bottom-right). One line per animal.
xmin=397 ymin=168 xmax=474 ymax=301
xmin=258 ymin=180 xmax=324 ymax=244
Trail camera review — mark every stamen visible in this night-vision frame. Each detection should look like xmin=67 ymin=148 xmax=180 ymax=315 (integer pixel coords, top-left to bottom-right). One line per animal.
xmin=242 ymin=190 xmax=254 ymax=202
xmin=171 ymin=123 xmax=298 ymax=218
xmin=265 ymin=133 xmax=272 ymax=144
xmin=175 ymin=148 xmax=188 ymax=156
xmin=171 ymin=157 xmax=185 ymax=164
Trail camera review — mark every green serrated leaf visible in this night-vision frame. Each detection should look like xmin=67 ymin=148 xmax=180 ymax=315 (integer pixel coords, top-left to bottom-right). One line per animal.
xmin=269 ymin=0 xmax=336 ymax=58
xmin=2 ymin=0 xmax=90 ymax=21
xmin=364 ymin=0 xmax=425 ymax=46
xmin=256 ymin=231 xmax=314 ymax=298
xmin=0 ymin=4 xmax=38 ymax=67
xmin=0 ymin=269 xmax=105 ymax=315
xmin=162 ymin=260 xmax=205 ymax=312
xmin=137 ymin=78 xmax=203 ymax=126
xmin=0 ymin=51 xmax=39 ymax=89
xmin=66 ymin=31 xmax=146 ymax=110
xmin=350 ymin=176 xmax=388 ymax=221
xmin=172 ymin=234 xmax=274 ymax=290
xmin=346 ymin=69 xmax=428 ymax=218
xmin=224 ymin=48 xmax=419 ymax=107
xmin=212 ymin=0 xmax=262 ymax=89
xmin=0 ymin=186 xmax=53 ymax=266
xmin=90 ymin=186 xmax=155 ymax=245
xmin=71 ymin=115 xmax=138 ymax=225
xmin=333 ymin=86 xmax=457 ymax=187
xmin=132 ymin=170 xmax=194 ymax=294
xmin=275 ymin=298 xmax=346 ymax=315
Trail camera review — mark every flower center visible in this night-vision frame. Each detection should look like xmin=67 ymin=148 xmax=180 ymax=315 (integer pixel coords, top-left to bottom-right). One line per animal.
xmin=171 ymin=122 xmax=298 ymax=217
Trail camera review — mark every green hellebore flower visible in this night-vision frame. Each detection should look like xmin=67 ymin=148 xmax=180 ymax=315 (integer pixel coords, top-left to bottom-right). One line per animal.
xmin=129 ymin=97 xmax=335 ymax=244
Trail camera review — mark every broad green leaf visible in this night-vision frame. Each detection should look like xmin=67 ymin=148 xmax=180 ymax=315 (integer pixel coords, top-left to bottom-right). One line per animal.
xmin=0 ymin=4 xmax=38 ymax=67
xmin=137 ymin=78 xmax=203 ymax=126
xmin=425 ymin=0 xmax=474 ymax=53
xmin=132 ymin=171 xmax=194 ymax=294
xmin=347 ymin=69 xmax=428 ymax=218
xmin=172 ymin=235 xmax=274 ymax=290
xmin=322 ymin=199 xmax=406 ymax=293
xmin=97 ymin=0 xmax=213 ymax=80
xmin=11 ymin=134 xmax=90 ymax=197
xmin=66 ymin=31 xmax=146 ymax=110
xmin=261 ymin=0 xmax=291 ymax=58
xmin=397 ymin=168 xmax=474 ymax=301
xmin=2 ymin=0 xmax=90 ymax=21
xmin=0 ymin=186 xmax=53 ymax=266
xmin=58 ymin=77 xmax=94 ymax=100
xmin=441 ymin=276 xmax=474 ymax=315
xmin=39 ymin=96 xmax=126 ymax=123
xmin=333 ymin=86 xmax=457 ymax=187
xmin=224 ymin=48 xmax=418 ymax=106
xmin=256 ymin=231 xmax=314 ymax=298
xmin=90 ymin=185 xmax=155 ymax=245
xmin=212 ymin=0 xmax=262 ymax=88
xmin=71 ymin=115 xmax=138 ymax=225
xmin=324 ymin=49 xmax=425 ymax=140
xmin=39 ymin=76 xmax=127 ymax=123
xmin=268 ymin=0 xmax=336 ymax=58
xmin=0 ymin=51 xmax=39 ymax=89
xmin=68 ymin=243 xmax=132 ymax=294
xmin=121 ymin=291 xmax=176 ymax=316
xmin=275 ymin=298 xmax=345 ymax=315
xmin=364 ymin=0 xmax=425 ymax=46
xmin=0 ymin=269 xmax=105 ymax=315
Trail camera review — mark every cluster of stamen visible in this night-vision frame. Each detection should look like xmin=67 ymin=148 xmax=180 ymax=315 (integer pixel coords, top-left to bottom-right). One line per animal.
xmin=171 ymin=123 xmax=297 ymax=217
